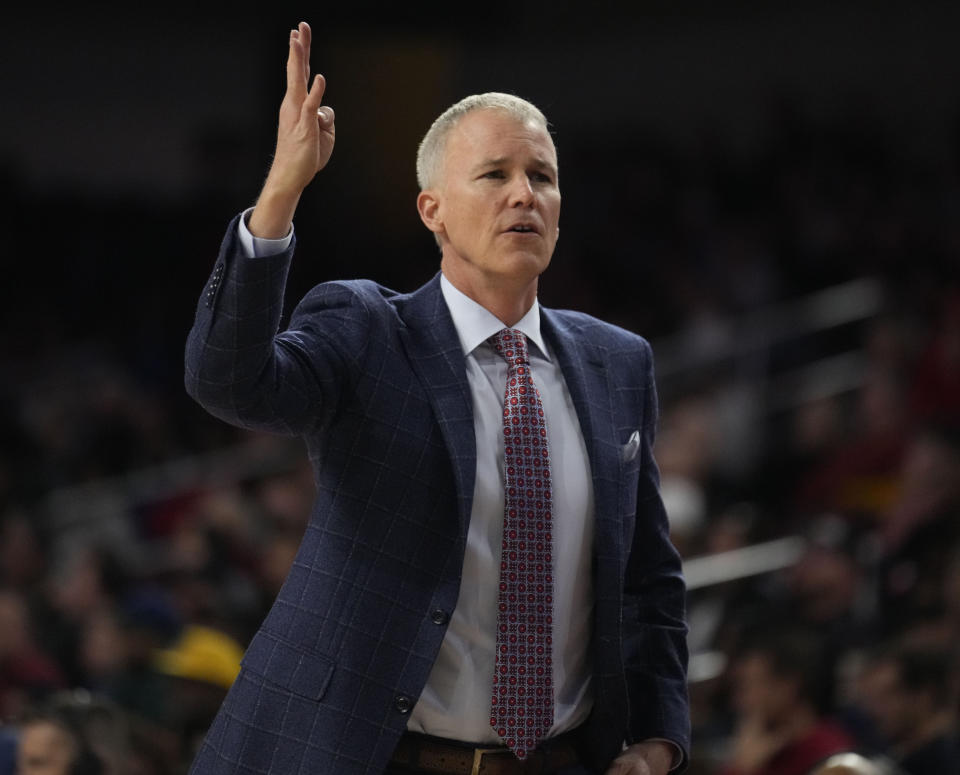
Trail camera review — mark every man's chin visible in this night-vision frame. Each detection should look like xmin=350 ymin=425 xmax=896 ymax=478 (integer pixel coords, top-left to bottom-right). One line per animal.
xmin=496 ymin=249 xmax=552 ymax=278
xmin=442 ymin=248 xmax=553 ymax=287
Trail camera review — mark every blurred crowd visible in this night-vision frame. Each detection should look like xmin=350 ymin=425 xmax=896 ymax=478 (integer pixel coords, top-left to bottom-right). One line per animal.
xmin=1 ymin=101 xmax=959 ymax=774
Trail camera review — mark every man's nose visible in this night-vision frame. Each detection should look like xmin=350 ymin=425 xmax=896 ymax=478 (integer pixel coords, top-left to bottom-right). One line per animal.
xmin=509 ymin=175 xmax=535 ymax=207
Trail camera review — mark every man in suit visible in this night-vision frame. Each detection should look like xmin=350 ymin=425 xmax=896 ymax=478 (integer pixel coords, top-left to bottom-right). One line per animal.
xmin=185 ymin=20 xmax=689 ymax=775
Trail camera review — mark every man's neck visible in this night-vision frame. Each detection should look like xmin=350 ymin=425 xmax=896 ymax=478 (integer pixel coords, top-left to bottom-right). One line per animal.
xmin=439 ymin=265 xmax=538 ymax=327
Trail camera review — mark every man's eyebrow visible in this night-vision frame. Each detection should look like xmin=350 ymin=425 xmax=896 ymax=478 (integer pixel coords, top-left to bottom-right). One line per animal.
xmin=472 ymin=157 xmax=508 ymax=172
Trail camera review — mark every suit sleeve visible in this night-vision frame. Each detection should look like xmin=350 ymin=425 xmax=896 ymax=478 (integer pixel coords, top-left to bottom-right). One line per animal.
xmin=622 ymin=339 xmax=691 ymax=767
xmin=184 ymin=214 xmax=372 ymax=435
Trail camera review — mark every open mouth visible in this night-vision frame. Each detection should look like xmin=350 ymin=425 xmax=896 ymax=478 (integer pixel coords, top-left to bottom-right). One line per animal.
xmin=505 ymin=225 xmax=539 ymax=235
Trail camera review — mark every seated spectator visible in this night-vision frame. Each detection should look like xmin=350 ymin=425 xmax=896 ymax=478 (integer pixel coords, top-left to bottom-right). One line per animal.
xmin=718 ymin=628 xmax=855 ymax=775
xmin=0 ymin=590 xmax=64 ymax=720
xmin=878 ymin=422 xmax=960 ymax=633
xmin=796 ymin=368 xmax=908 ymax=520
xmin=15 ymin=692 xmax=117 ymax=775
xmin=154 ymin=625 xmax=243 ymax=764
xmin=907 ymin=288 xmax=960 ymax=424
xmin=857 ymin=644 xmax=960 ymax=774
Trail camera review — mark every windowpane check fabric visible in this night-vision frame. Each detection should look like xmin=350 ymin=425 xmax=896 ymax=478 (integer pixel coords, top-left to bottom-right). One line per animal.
xmin=490 ymin=329 xmax=554 ymax=759
xmin=185 ymin=220 xmax=692 ymax=773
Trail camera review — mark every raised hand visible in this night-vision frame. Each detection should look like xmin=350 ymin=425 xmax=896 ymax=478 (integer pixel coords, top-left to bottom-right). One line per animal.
xmin=249 ymin=21 xmax=335 ymax=238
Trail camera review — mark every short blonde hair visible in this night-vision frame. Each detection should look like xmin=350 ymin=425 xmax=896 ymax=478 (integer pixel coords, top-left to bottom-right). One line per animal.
xmin=416 ymin=92 xmax=550 ymax=191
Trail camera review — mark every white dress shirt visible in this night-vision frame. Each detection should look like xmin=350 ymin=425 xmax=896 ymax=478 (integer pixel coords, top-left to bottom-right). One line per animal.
xmin=406 ymin=276 xmax=596 ymax=742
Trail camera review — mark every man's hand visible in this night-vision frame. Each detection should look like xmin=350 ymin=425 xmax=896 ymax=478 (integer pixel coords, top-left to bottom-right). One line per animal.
xmin=605 ymin=741 xmax=675 ymax=775
xmin=249 ymin=21 xmax=336 ymax=238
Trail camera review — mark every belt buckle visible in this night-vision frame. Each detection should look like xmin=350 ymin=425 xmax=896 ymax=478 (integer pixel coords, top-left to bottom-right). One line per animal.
xmin=470 ymin=746 xmax=506 ymax=775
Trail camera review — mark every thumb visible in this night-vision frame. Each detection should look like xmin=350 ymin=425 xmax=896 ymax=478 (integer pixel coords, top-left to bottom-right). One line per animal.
xmin=317 ymin=105 xmax=335 ymax=129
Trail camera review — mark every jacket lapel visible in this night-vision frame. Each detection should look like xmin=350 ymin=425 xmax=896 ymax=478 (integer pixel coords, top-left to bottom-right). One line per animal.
xmin=396 ymin=274 xmax=477 ymax=535
xmin=540 ymin=309 xmax=624 ymax=579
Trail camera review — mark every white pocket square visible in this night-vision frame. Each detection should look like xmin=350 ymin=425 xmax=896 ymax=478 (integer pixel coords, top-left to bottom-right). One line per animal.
xmin=621 ymin=430 xmax=641 ymax=462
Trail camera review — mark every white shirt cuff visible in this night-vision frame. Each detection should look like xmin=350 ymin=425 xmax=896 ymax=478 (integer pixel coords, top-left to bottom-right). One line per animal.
xmin=238 ymin=206 xmax=294 ymax=258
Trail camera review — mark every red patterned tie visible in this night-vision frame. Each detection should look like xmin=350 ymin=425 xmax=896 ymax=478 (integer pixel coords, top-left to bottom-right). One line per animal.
xmin=489 ymin=328 xmax=554 ymax=760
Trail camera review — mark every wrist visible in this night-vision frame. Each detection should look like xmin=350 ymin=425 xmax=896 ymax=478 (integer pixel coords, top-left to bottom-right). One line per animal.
xmin=632 ymin=740 xmax=675 ymax=772
xmin=249 ymin=184 xmax=301 ymax=239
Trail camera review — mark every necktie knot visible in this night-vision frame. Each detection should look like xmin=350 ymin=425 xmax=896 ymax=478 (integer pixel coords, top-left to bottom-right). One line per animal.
xmin=492 ymin=328 xmax=530 ymax=368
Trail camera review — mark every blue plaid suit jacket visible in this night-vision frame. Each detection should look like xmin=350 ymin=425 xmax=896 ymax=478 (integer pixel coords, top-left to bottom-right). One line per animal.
xmin=184 ymin=215 xmax=689 ymax=774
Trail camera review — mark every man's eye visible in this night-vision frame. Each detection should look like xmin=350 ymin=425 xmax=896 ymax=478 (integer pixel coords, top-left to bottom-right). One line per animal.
xmin=530 ymin=171 xmax=553 ymax=184
xmin=482 ymin=170 xmax=505 ymax=179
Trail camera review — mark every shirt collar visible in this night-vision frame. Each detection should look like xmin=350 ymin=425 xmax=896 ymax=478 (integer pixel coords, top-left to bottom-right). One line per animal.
xmin=440 ymin=273 xmax=550 ymax=360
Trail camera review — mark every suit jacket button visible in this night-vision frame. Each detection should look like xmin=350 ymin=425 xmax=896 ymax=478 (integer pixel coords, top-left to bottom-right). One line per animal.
xmin=430 ymin=609 xmax=449 ymax=625
xmin=394 ymin=695 xmax=412 ymax=714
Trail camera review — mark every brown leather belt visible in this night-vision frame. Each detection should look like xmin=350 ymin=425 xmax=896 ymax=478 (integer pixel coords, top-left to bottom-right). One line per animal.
xmin=389 ymin=729 xmax=582 ymax=775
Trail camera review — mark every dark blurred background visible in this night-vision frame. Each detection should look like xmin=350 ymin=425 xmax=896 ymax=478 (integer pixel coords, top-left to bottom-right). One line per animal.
xmin=2 ymin=3 xmax=959 ymax=774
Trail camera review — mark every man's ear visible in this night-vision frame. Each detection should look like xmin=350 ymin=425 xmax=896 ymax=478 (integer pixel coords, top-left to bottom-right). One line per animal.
xmin=417 ymin=189 xmax=443 ymax=236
